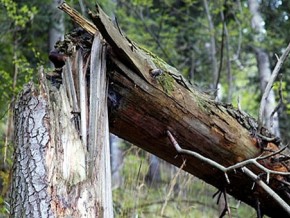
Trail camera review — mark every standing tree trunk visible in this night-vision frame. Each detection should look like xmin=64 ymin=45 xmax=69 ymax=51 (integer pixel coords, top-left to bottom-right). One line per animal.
xmin=49 ymin=0 xmax=65 ymax=52
xmin=203 ymin=0 xmax=219 ymax=89
xmin=110 ymin=134 xmax=123 ymax=189
xmin=145 ymin=154 xmax=161 ymax=187
xmin=10 ymin=34 xmax=113 ymax=217
xmin=248 ymin=0 xmax=280 ymax=137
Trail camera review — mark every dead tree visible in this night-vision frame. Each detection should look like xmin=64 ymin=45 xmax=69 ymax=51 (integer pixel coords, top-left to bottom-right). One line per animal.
xmin=10 ymin=3 xmax=290 ymax=217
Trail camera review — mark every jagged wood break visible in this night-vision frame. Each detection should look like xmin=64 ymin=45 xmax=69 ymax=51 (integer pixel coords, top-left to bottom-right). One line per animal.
xmin=11 ymin=34 xmax=113 ymax=217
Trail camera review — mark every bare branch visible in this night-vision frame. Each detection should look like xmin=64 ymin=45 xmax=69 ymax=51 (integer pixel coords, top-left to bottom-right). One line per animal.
xmin=166 ymin=130 xmax=228 ymax=173
xmin=167 ymin=130 xmax=290 ymax=178
xmin=242 ymin=167 xmax=290 ymax=215
xmin=256 ymin=198 xmax=262 ymax=218
xmin=167 ymin=130 xmax=290 ymax=215
xmin=258 ymin=43 xmax=290 ymax=129
xmin=217 ymin=189 xmax=232 ymax=218
xmin=257 ymin=145 xmax=287 ymax=160
xmin=160 ymin=160 xmax=186 ymax=216
xmin=270 ymin=74 xmax=284 ymax=127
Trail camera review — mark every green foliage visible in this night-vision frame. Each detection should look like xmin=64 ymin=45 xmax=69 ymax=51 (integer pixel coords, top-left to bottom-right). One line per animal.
xmin=0 ymin=0 xmax=37 ymax=28
xmin=0 ymin=46 xmax=39 ymax=120
xmin=0 ymin=0 xmax=49 ymax=215
xmin=131 ymin=0 xmax=153 ymax=7
xmin=115 ymin=0 xmax=208 ymax=82
xmin=0 ymin=0 xmax=44 ymax=113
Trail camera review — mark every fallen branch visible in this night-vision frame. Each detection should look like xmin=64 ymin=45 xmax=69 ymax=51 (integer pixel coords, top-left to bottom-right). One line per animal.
xmin=242 ymin=167 xmax=290 ymax=215
xmin=167 ymin=130 xmax=290 ymax=215
xmin=167 ymin=130 xmax=290 ymax=183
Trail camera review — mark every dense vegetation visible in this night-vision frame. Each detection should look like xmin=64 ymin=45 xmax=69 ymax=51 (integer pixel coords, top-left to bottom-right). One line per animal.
xmin=1 ymin=0 xmax=290 ymax=217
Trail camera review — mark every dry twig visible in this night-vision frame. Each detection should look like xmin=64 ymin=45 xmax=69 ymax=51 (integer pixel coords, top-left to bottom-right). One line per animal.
xmin=270 ymin=74 xmax=284 ymax=128
xmin=160 ymin=160 xmax=186 ymax=216
xmin=167 ymin=130 xmax=290 ymax=184
xmin=166 ymin=130 xmax=290 ymax=216
xmin=258 ymin=43 xmax=290 ymax=130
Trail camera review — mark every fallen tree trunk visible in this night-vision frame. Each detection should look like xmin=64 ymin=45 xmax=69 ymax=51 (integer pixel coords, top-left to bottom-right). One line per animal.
xmin=56 ymin=4 xmax=290 ymax=217
xmin=89 ymin=6 xmax=290 ymax=217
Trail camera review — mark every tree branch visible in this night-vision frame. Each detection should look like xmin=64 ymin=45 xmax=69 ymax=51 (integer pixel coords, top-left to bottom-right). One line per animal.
xmin=242 ymin=167 xmax=290 ymax=215
xmin=258 ymin=43 xmax=290 ymax=130
xmin=167 ymin=130 xmax=290 ymax=215
xmin=167 ymin=130 xmax=290 ymax=179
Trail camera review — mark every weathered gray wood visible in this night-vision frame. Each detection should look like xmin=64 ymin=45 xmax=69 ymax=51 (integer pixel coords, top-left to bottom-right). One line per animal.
xmin=77 ymin=50 xmax=88 ymax=146
xmin=88 ymin=34 xmax=113 ymax=217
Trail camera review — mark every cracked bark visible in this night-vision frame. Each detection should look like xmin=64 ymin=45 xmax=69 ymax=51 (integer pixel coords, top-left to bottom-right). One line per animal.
xmin=11 ymin=82 xmax=52 ymax=217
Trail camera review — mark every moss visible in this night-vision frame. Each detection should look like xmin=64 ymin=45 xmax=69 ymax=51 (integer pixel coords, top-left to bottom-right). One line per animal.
xmin=157 ymin=72 xmax=175 ymax=94
xmin=139 ymin=45 xmax=175 ymax=94
xmin=138 ymin=45 xmax=168 ymax=68
xmin=195 ymin=96 xmax=212 ymax=115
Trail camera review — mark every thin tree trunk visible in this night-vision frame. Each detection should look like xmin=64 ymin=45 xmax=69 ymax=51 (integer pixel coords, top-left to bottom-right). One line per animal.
xmin=203 ymin=0 xmax=219 ymax=89
xmin=248 ymin=0 xmax=280 ymax=137
xmin=110 ymin=134 xmax=123 ymax=189
xmin=254 ymin=48 xmax=280 ymax=135
xmin=146 ymin=154 xmax=161 ymax=187
xmin=49 ymin=0 xmax=65 ymax=52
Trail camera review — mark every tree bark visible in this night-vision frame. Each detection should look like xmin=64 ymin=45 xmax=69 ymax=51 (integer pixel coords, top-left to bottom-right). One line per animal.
xmin=11 ymin=82 xmax=53 ymax=217
xmin=11 ymin=34 xmax=113 ymax=217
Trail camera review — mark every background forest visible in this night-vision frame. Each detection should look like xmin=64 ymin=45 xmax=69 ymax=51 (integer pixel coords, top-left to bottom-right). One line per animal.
xmin=1 ymin=0 xmax=290 ymax=217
